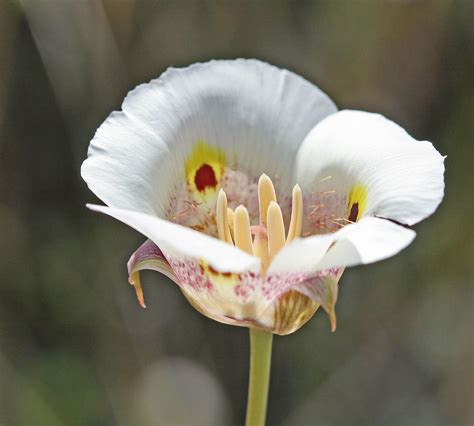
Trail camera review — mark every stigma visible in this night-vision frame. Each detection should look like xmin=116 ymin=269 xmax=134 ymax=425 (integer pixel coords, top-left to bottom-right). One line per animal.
xmin=216 ymin=174 xmax=302 ymax=274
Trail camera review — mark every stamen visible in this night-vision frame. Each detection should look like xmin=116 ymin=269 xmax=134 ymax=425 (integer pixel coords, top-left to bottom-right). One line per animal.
xmin=258 ymin=173 xmax=277 ymax=226
xmin=216 ymin=189 xmax=233 ymax=244
xmin=227 ymin=207 xmax=235 ymax=241
xmin=267 ymin=201 xmax=286 ymax=260
xmin=234 ymin=205 xmax=253 ymax=255
xmin=329 ymin=220 xmax=344 ymax=228
xmin=308 ymin=204 xmax=323 ymax=217
xmin=215 ymin=174 xmax=305 ymax=273
xmin=253 ymin=227 xmax=269 ymax=273
xmin=287 ymin=184 xmax=303 ymax=242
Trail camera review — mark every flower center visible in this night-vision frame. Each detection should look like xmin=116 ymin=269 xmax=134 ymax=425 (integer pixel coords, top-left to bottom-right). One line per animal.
xmin=216 ymin=174 xmax=302 ymax=274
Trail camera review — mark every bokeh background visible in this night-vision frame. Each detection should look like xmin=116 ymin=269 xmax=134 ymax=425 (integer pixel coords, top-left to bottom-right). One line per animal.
xmin=0 ymin=0 xmax=472 ymax=425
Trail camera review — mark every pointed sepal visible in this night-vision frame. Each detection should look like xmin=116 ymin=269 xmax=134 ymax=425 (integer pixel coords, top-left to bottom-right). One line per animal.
xmin=295 ymin=269 xmax=343 ymax=332
xmin=127 ymin=239 xmax=179 ymax=308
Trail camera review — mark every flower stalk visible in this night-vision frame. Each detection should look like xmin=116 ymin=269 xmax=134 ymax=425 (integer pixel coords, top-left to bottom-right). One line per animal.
xmin=245 ymin=328 xmax=273 ymax=426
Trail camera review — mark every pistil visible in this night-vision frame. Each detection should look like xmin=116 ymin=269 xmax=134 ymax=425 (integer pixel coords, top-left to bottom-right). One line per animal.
xmin=216 ymin=174 xmax=303 ymax=273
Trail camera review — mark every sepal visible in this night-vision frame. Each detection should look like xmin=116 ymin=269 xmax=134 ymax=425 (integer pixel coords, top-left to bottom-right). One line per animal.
xmin=295 ymin=269 xmax=344 ymax=332
xmin=127 ymin=239 xmax=179 ymax=308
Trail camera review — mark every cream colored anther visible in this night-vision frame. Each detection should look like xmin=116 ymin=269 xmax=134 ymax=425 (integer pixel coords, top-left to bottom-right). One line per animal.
xmin=267 ymin=201 xmax=286 ymax=260
xmin=227 ymin=207 xmax=235 ymax=242
xmin=252 ymin=226 xmax=269 ymax=274
xmin=234 ymin=205 xmax=253 ymax=255
xmin=216 ymin=189 xmax=233 ymax=244
xmin=216 ymin=175 xmax=305 ymax=274
xmin=287 ymin=184 xmax=303 ymax=241
xmin=258 ymin=173 xmax=277 ymax=226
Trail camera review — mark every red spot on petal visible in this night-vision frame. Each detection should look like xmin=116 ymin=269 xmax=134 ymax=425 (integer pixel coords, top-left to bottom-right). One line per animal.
xmin=348 ymin=202 xmax=359 ymax=223
xmin=194 ymin=164 xmax=217 ymax=192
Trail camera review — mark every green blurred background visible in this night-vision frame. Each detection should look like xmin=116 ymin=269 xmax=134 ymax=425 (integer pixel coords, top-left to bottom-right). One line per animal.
xmin=0 ymin=0 xmax=472 ymax=425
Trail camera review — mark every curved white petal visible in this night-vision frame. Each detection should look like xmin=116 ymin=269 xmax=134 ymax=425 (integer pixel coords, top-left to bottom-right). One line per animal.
xmin=82 ymin=59 xmax=337 ymax=234
xmin=88 ymin=204 xmax=260 ymax=274
xmin=317 ymin=217 xmax=416 ymax=270
xmin=268 ymin=217 xmax=416 ymax=274
xmin=295 ymin=110 xmax=445 ymax=230
xmin=81 ymin=112 xmax=169 ymax=215
xmin=122 ymin=59 xmax=336 ymax=186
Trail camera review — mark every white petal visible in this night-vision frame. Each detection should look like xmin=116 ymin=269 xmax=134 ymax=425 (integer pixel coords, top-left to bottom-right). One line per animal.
xmin=82 ymin=59 xmax=337 ymax=234
xmin=295 ymin=110 xmax=445 ymax=228
xmin=317 ymin=217 xmax=416 ymax=269
xmin=87 ymin=204 xmax=260 ymax=274
xmin=122 ymin=59 xmax=336 ymax=186
xmin=81 ymin=112 xmax=169 ymax=215
xmin=269 ymin=217 xmax=415 ymax=274
xmin=268 ymin=233 xmax=334 ymax=274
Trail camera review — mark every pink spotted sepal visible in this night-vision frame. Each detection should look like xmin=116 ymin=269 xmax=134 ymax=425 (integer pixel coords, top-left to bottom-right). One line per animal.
xmin=295 ymin=268 xmax=344 ymax=332
xmin=127 ymin=239 xmax=179 ymax=308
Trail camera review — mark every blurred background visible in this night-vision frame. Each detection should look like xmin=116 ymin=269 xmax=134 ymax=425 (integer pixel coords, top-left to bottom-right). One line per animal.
xmin=0 ymin=0 xmax=472 ymax=425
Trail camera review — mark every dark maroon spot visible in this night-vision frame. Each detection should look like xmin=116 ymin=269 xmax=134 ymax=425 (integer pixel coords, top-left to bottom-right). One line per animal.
xmin=348 ymin=202 xmax=359 ymax=223
xmin=194 ymin=164 xmax=217 ymax=192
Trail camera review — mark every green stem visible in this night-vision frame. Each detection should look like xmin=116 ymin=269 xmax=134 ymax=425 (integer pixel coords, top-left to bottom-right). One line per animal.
xmin=245 ymin=328 xmax=273 ymax=426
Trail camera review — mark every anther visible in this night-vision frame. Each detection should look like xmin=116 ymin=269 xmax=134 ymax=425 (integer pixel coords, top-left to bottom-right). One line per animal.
xmin=267 ymin=201 xmax=286 ymax=260
xmin=253 ymin=228 xmax=269 ymax=273
xmin=227 ymin=207 xmax=235 ymax=241
xmin=258 ymin=173 xmax=277 ymax=226
xmin=216 ymin=175 xmax=305 ymax=273
xmin=287 ymin=184 xmax=303 ymax=241
xmin=216 ymin=189 xmax=233 ymax=244
xmin=234 ymin=205 xmax=253 ymax=255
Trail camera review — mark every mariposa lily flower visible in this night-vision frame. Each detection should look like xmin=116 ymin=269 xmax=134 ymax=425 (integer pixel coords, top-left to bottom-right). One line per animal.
xmin=81 ymin=59 xmax=444 ymax=336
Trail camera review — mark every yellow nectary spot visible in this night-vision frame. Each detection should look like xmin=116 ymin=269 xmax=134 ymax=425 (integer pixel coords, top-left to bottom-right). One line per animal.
xmin=347 ymin=184 xmax=368 ymax=222
xmin=185 ymin=141 xmax=227 ymax=197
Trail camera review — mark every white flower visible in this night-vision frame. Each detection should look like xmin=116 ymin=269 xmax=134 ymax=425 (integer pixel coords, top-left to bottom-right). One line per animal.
xmin=81 ymin=59 xmax=445 ymax=335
